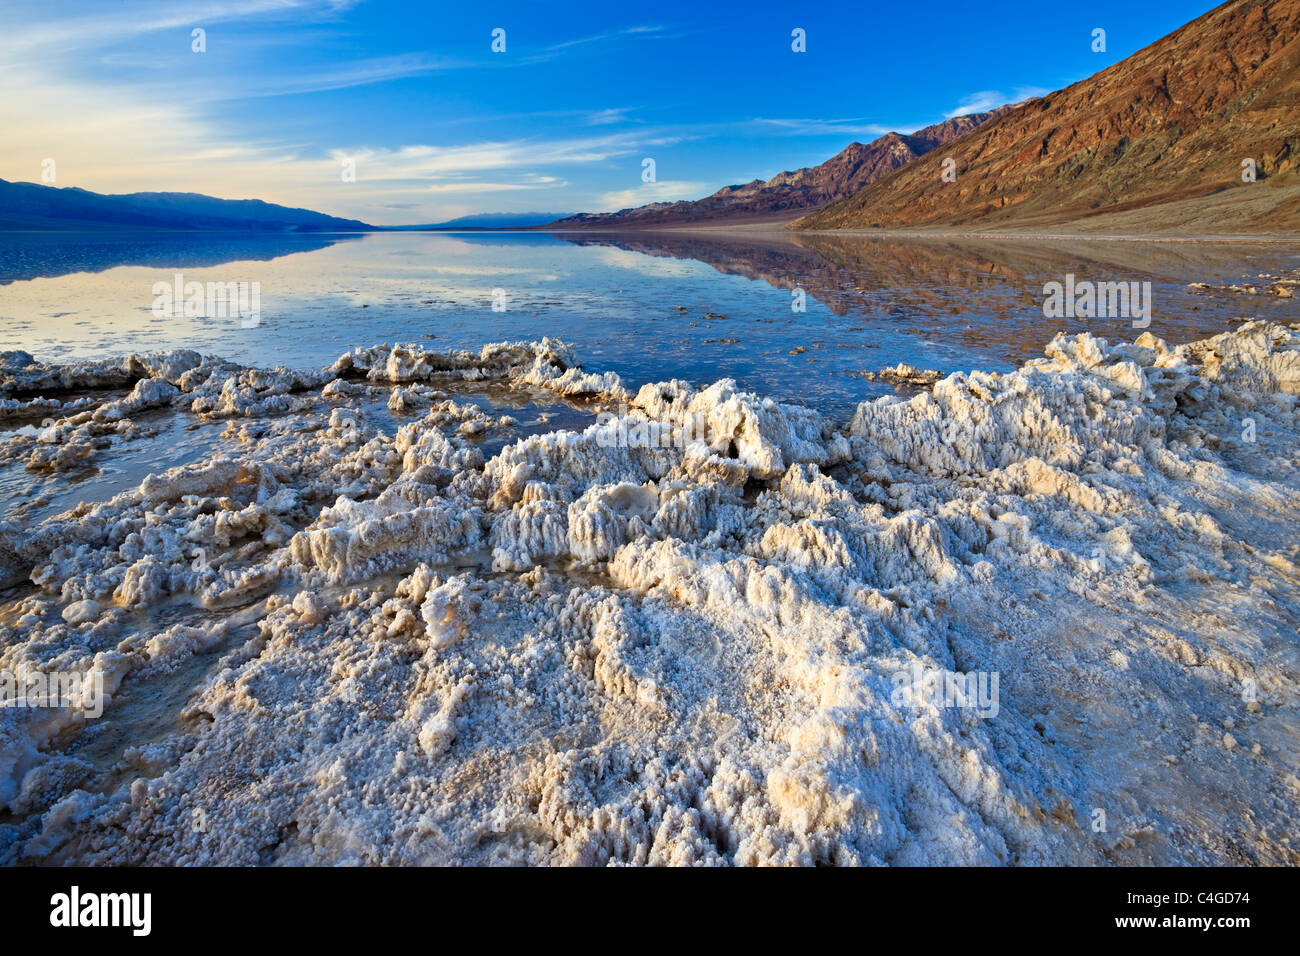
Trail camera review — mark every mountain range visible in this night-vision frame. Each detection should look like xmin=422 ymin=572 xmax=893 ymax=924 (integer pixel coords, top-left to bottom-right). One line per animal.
xmin=546 ymin=109 xmax=1011 ymax=229
xmin=795 ymin=0 xmax=1300 ymax=233
xmin=0 ymin=178 xmax=374 ymax=232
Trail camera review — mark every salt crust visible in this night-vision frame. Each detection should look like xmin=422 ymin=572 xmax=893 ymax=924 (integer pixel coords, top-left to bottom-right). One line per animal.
xmin=1 ymin=324 xmax=1297 ymax=865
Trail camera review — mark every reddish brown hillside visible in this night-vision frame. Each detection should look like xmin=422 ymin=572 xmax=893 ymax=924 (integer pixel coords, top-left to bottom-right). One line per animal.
xmin=795 ymin=0 xmax=1300 ymax=232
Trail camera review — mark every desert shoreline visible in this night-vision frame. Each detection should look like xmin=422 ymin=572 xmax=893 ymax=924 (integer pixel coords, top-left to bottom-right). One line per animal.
xmin=540 ymin=223 xmax=1300 ymax=243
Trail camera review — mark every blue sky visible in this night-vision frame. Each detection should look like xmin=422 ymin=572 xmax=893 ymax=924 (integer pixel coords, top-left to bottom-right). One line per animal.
xmin=0 ymin=0 xmax=1219 ymax=224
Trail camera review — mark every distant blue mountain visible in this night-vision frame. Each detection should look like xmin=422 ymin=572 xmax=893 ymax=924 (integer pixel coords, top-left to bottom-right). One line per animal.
xmin=0 ymin=178 xmax=376 ymax=232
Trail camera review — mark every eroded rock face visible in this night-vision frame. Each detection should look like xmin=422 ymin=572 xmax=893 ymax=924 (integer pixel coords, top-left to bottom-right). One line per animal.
xmin=0 ymin=324 xmax=1297 ymax=866
xmin=796 ymin=0 xmax=1300 ymax=232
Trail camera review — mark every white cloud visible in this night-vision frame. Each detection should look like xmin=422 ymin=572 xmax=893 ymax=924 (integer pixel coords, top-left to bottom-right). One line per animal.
xmin=329 ymin=134 xmax=651 ymax=181
xmin=596 ymin=181 xmax=711 ymax=212
xmin=753 ymin=117 xmax=900 ymax=137
xmin=542 ymin=25 xmax=670 ymax=54
xmin=944 ymin=87 xmax=1050 ymax=118
xmin=227 ymin=53 xmax=465 ymax=99
xmin=425 ymin=179 xmax=567 ymax=194
xmin=0 ymin=0 xmax=347 ymax=63
xmin=587 ymin=108 xmax=631 ymax=126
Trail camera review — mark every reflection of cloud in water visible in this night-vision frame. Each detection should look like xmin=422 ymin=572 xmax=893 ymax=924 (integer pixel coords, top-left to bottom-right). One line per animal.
xmin=594 ymin=247 xmax=706 ymax=278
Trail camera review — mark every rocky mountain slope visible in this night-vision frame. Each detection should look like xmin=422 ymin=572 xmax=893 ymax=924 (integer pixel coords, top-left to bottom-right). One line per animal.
xmin=548 ymin=110 xmax=1009 ymax=229
xmin=795 ymin=0 xmax=1300 ymax=233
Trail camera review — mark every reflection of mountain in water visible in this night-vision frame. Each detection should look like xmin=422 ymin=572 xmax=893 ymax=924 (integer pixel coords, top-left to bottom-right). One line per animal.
xmin=561 ymin=231 xmax=870 ymax=314
xmin=793 ymin=233 xmax=1300 ymax=288
xmin=558 ymin=230 xmax=1300 ymax=361
xmin=0 ymin=232 xmax=360 ymax=284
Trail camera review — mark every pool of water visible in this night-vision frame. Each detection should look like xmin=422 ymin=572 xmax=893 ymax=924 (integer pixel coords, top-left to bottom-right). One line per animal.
xmin=1 ymin=229 xmax=1296 ymax=418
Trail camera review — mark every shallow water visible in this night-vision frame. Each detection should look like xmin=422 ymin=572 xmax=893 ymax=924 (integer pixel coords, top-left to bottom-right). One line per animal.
xmin=0 ymin=379 xmax=598 ymax=525
xmin=1 ymin=230 xmax=1296 ymax=419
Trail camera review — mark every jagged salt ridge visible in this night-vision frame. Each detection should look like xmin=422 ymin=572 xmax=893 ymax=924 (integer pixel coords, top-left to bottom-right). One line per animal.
xmin=0 ymin=324 xmax=1297 ymax=865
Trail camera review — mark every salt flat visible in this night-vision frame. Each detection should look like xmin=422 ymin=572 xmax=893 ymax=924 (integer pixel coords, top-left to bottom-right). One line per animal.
xmin=0 ymin=322 xmax=1297 ymax=865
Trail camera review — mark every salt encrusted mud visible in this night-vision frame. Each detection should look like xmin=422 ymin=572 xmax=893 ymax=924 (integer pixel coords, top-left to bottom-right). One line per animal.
xmin=0 ymin=324 xmax=1297 ymax=866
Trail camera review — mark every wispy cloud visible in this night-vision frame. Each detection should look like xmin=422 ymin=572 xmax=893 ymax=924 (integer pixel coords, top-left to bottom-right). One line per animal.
xmin=944 ymin=87 xmax=1049 ymax=118
xmin=597 ymin=180 xmax=711 ymax=212
xmin=587 ymin=108 xmax=633 ymax=126
xmin=425 ymin=178 xmax=567 ymax=194
xmin=753 ymin=117 xmax=901 ymax=138
xmin=0 ymin=0 xmax=348 ymax=61
xmin=229 ymin=53 xmax=465 ymax=98
xmin=330 ymin=133 xmax=659 ymax=181
xmin=543 ymin=24 xmax=670 ymax=53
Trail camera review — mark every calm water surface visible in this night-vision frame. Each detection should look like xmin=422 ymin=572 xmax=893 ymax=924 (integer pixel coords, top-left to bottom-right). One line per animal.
xmin=1 ymin=230 xmax=1297 ymax=417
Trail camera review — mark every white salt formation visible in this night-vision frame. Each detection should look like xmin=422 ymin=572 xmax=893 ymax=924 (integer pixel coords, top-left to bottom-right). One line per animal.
xmin=0 ymin=324 xmax=1297 ymax=865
